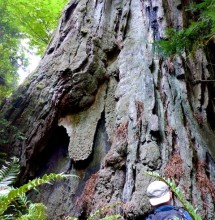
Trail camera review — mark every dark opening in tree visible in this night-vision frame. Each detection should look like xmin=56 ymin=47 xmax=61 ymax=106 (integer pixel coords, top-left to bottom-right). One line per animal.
xmin=35 ymin=126 xmax=70 ymax=177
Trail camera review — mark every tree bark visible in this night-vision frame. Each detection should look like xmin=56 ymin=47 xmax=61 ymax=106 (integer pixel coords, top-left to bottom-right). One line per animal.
xmin=1 ymin=0 xmax=215 ymax=219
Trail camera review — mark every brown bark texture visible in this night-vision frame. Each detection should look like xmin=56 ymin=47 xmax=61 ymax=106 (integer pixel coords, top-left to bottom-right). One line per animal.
xmin=1 ymin=0 xmax=215 ymax=219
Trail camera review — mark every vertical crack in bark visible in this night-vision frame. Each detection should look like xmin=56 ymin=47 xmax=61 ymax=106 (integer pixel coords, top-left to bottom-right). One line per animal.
xmin=63 ymin=1 xmax=78 ymax=24
xmin=116 ymin=0 xmax=131 ymax=45
xmin=180 ymin=101 xmax=187 ymax=127
xmin=206 ymin=152 xmax=215 ymax=184
xmin=57 ymin=1 xmax=79 ymax=50
xmin=121 ymin=2 xmax=131 ymax=41
xmin=114 ymin=9 xmax=122 ymax=35
xmin=95 ymin=2 xmax=105 ymax=35
xmin=145 ymin=0 xmax=160 ymax=40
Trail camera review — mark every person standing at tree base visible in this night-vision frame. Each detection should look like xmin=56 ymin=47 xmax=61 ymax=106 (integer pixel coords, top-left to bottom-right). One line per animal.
xmin=145 ymin=181 xmax=192 ymax=220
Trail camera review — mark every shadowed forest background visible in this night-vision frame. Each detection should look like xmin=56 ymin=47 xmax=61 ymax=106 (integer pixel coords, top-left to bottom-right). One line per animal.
xmin=0 ymin=0 xmax=215 ymax=219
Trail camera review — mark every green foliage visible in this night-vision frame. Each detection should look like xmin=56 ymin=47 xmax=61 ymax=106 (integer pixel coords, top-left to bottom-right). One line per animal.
xmin=6 ymin=0 xmax=68 ymax=55
xmin=0 ymin=157 xmax=119 ymax=219
xmin=0 ymin=1 xmax=23 ymax=99
xmin=0 ymin=173 xmax=70 ymax=215
xmin=68 ymin=216 xmax=121 ymax=220
xmin=87 ymin=203 xmax=122 ymax=220
xmin=0 ymin=0 xmax=68 ymax=101
xmin=0 ymin=113 xmax=25 ymax=146
xmin=0 ymin=157 xmax=31 ymax=219
xmin=0 ymin=157 xmax=19 ymax=187
xmin=145 ymin=171 xmax=202 ymax=220
xmin=68 ymin=203 xmax=122 ymax=220
xmin=99 ymin=215 xmax=121 ymax=220
xmin=0 ymin=157 xmax=75 ymax=219
xmin=16 ymin=203 xmax=47 ymax=220
xmin=155 ymin=0 xmax=215 ymax=57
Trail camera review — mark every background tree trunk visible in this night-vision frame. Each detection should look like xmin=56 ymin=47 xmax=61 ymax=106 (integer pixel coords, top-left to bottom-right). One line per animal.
xmin=1 ymin=0 xmax=215 ymax=219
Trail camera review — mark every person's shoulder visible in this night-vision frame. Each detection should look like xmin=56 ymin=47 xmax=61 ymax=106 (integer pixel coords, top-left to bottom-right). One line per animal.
xmin=145 ymin=209 xmax=155 ymax=220
xmin=159 ymin=205 xmax=192 ymax=220
xmin=145 ymin=205 xmax=192 ymax=220
xmin=145 ymin=215 xmax=153 ymax=220
xmin=182 ymin=209 xmax=192 ymax=220
xmin=155 ymin=204 xmax=175 ymax=212
xmin=176 ymin=207 xmax=192 ymax=220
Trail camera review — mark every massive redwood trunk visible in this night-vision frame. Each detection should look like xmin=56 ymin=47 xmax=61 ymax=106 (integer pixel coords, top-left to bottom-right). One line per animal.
xmin=1 ymin=0 xmax=215 ymax=219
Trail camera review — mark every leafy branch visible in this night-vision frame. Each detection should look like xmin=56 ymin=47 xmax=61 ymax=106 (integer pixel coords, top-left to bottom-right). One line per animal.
xmin=155 ymin=0 xmax=215 ymax=57
xmin=0 ymin=173 xmax=71 ymax=215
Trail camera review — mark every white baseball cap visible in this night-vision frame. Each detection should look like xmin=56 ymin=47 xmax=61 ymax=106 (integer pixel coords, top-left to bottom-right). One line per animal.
xmin=146 ymin=181 xmax=171 ymax=206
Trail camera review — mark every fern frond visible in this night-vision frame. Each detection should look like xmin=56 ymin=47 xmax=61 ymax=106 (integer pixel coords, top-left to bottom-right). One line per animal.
xmin=0 ymin=157 xmax=20 ymax=187
xmin=88 ymin=202 xmax=122 ymax=220
xmin=99 ymin=215 xmax=121 ymax=220
xmin=0 ymin=173 xmax=73 ymax=215
xmin=16 ymin=193 xmax=30 ymax=209
xmin=0 ymin=214 xmax=13 ymax=220
xmin=0 ymin=153 xmax=7 ymax=165
xmin=16 ymin=203 xmax=47 ymax=220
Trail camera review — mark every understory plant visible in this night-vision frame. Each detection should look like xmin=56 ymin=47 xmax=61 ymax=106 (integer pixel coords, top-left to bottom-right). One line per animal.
xmin=0 ymin=157 xmax=72 ymax=219
xmin=145 ymin=171 xmax=202 ymax=220
xmin=0 ymin=114 xmax=25 ymax=146
xmin=68 ymin=203 xmax=122 ymax=220
xmin=87 ymin=203 xmax=121 ymax=220
xmin=155 ymin=0 xmax=215 ymax=57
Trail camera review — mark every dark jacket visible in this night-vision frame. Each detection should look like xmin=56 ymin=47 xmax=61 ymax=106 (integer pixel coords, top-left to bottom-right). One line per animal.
xmin=146 ymin=205 xmax=192 ymax=220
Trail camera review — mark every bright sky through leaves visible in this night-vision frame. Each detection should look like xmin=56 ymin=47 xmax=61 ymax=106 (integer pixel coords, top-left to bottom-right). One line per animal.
xmin=0 ymin=0 xmax=68 ymax=97
xmin=18 ymin=55 xmax=40 ymax=85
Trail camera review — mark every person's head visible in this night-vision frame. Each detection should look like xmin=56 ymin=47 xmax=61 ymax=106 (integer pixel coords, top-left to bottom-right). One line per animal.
xmin=146 ymin=181 xmax=172 ymax=207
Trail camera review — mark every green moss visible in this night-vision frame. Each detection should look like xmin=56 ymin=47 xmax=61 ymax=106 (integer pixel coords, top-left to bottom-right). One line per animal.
xmin=36 ymin=82 xmax=46 ymax=90
xmin=80 ymin=28 xmax=88 ymax=35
